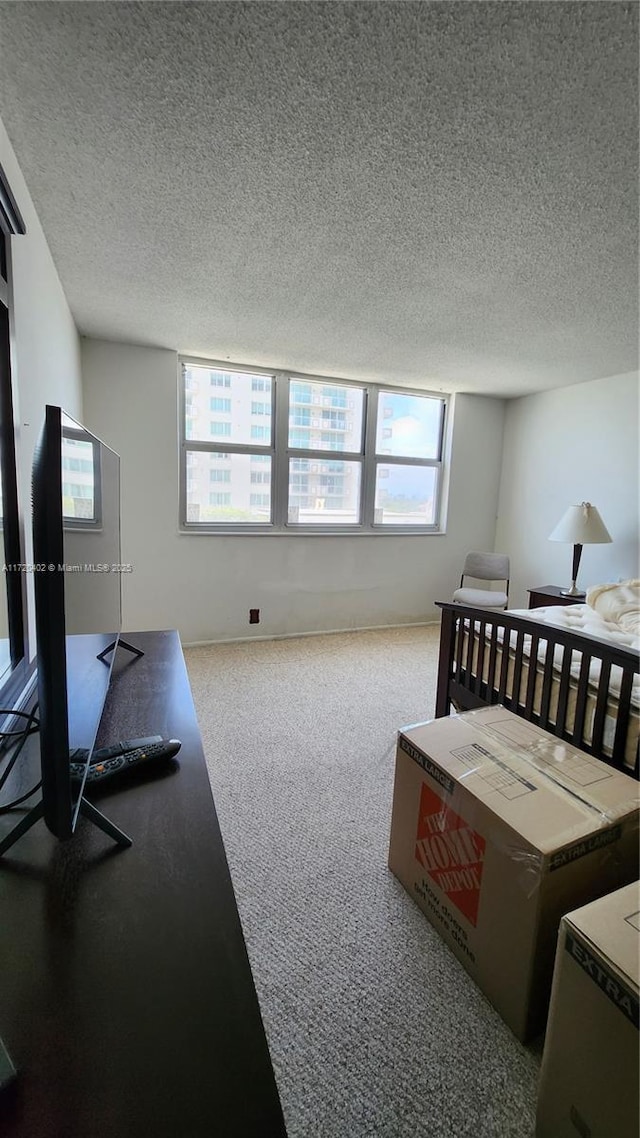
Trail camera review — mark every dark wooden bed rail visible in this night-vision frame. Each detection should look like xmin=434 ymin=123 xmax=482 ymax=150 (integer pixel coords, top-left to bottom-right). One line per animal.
xmin=435 ymin=601 xmax=640 ymax=778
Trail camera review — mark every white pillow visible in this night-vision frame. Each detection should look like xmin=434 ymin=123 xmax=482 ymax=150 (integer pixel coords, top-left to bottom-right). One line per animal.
xmin=586 ymin=579 xmax=640 ymax=632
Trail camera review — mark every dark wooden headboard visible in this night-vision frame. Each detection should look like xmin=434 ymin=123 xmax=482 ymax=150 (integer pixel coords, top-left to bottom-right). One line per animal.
xmin=435 ymin=601 xmax=640 ymax=778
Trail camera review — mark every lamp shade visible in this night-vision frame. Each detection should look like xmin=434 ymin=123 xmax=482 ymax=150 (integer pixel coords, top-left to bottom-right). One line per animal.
xmin=548 ymin=502 xmax=612 ymax=545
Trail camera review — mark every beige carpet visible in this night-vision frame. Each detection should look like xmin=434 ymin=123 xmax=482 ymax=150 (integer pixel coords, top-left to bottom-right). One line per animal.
xmin=185 ymin=625 xmax=540 ymax=1138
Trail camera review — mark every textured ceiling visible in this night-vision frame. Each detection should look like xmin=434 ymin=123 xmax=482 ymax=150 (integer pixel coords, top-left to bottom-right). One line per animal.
xmin=0 ymin=1 xmax=638 ymax=397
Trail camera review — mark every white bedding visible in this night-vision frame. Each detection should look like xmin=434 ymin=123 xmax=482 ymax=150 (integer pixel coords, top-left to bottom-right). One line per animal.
xmin=454 ymin=580 xmax=640 ymax=765
xmin=504 ymin=579 xmax=640 ymax=707
xmin=586 ymin=578 xmax=640 ymax=637
xmin=507 ymin=602 xmax=640 ymax=652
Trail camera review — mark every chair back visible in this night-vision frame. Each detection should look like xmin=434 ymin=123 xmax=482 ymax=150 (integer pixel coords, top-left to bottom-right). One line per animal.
xmin=462 ymin=552 xmax=510 ymax=583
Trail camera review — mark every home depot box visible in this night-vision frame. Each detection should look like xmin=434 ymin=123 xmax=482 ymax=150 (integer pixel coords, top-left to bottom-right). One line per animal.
xmin=536 ymin=881 xmax=639 ymax=1138
xmin=388 ymin=706 xmax=639 ymax=1041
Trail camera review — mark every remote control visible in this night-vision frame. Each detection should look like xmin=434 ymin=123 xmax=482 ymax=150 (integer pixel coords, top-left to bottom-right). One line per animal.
xmin=70 ymin=739 xmax=182 ymax=783
xmin=69 ymin=735 xmax=165 ymax=764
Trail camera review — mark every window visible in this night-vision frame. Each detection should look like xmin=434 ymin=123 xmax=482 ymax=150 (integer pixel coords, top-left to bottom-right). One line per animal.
xmin=320 ymin=432 xmax=341 ymax=451
xmin=183 ymin=365 xmax=275 ymax=524
xmin=322 ymin=387 xmax=347 ymax=408
xmin=289 ymin=382 xmax=311 ymax=405
xmin=321 ymin=410 xmax=346 ymax=428
xmin=372 ymin=390 xmax=445 ymax=526
xmin=289 ymin=429 xmax=311 ymax=449
xmin=181 ymin=362 xmax=446 ymax=532
xmin=62 ymin=456 xmax=94 ymax=473
xmin=61 ymin=426 xmax=100 ymax=524
xmin=64 ymin=482 xmax=93 ymax=499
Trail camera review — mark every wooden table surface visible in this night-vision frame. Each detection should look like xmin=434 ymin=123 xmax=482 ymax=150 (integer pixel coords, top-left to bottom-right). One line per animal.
xmin=0 ymin=630 xmax=287 ymax=1137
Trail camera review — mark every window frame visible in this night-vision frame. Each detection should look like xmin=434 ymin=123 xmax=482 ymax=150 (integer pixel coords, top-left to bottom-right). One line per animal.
xmin=61 ymin=423 xmax=103 ymax=531
xmin=369 ymin=387 xmax=447 ymax=530
xmin=179 ymin=357 xmax=448 ymax=535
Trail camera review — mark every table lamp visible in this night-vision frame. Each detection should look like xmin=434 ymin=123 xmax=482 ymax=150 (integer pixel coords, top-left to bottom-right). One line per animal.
xmin=548 ymin=502 xmax=612 ymax=596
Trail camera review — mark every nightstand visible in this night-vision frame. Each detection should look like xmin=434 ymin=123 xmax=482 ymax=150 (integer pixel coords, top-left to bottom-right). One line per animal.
xmin=528 ymin=585 xmax=585 ymax=609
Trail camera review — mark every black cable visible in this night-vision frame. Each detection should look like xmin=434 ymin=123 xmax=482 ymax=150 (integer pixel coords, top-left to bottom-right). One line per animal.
xmin=0 ymin=707 xmax=41 ymax=740
xmin=0 ymin=780 xmax=42 ymax=812
xmin=0 ymin=705 xmax=42 ymax=812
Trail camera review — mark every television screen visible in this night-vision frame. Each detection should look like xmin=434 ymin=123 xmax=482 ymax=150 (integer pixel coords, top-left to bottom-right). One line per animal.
xmin=0 ymin=289 xmax=28 ymax=709
xmin=34 ymin=406 xmax=123 ymax=839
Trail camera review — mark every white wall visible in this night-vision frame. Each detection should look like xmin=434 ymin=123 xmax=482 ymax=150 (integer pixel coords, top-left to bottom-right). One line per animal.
xmin=1 ymin=113 xmax=83 ymax=652
xmin=496 ymin=371 xmax=639 ymax=608
xmin=81 ymin=338 xmax=506 ymax=643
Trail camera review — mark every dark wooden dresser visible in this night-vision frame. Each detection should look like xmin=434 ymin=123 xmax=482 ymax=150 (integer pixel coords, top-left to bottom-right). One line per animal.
xmin=0 ymin=630 xmax=287 ymax=1137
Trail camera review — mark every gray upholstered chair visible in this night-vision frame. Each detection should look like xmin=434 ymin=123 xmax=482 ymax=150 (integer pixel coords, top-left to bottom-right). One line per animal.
xmin=453 ymin=552 xmax=510 ymax=609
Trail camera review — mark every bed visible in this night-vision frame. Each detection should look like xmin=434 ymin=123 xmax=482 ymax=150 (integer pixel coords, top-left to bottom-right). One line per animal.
xmin=435 ymin=580 xmax=640 ymax=778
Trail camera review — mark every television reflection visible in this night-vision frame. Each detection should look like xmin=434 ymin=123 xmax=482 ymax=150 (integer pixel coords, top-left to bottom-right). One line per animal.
xmin=61 ymin=414 xmax=122 ymax=756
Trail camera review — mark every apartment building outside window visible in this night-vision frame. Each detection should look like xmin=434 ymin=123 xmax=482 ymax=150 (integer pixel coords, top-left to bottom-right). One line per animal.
xmin=61 ymin=429 xmax=100 ymax=524
xmin=180 ymin=360 xmax=447 ymax=532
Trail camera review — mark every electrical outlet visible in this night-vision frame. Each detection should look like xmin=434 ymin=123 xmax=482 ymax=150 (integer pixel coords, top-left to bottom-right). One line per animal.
xmin=249 ymin=609 xmax=260 ymax=624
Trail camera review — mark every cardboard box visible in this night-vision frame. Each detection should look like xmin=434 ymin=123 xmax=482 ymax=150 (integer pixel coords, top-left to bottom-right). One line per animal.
xmin=536 ymin=881 xmax=640 ymax=1138
xmin=388 ymin=706 xmax=640 ymax=1041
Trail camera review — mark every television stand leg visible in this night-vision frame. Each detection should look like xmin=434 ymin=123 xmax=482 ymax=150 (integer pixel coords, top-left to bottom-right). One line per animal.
xmin=0 ymin=798 xmax=132 ymax=857
xmin=97 ymin=639 xmax=145 ymax=663
xmin=78 ymin=798 xmax=132 ymax=847
xmin=0 ymin=800 xmax=44 ymax=857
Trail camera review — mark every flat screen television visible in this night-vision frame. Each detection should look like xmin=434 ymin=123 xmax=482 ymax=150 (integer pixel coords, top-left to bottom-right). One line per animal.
xmin=0 ymin=405 xmax=139 ymax=854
